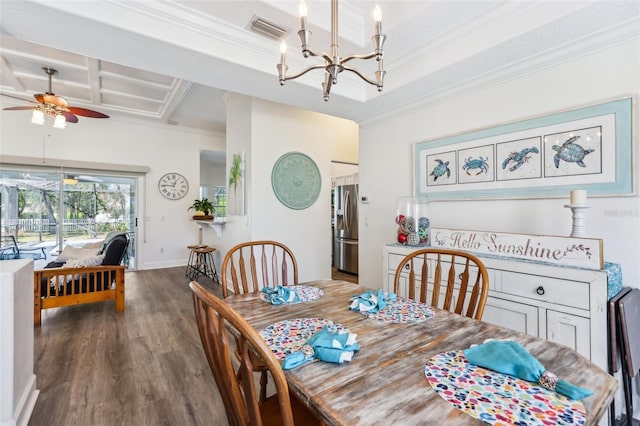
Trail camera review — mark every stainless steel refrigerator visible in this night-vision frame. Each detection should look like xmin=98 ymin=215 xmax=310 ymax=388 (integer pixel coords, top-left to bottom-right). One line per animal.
xmin=333 ymin=184 xmax=358 ymax=274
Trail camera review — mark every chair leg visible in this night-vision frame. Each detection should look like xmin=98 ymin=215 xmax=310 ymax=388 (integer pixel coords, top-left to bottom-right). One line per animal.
xmin=260 ymin=370 xmax=268 ymax=403
xmin=33 ymin=278 xmax=42 ymax=327
xmin=186 ymin=249 xmax=197 ymax=278
xmin=203 ymin=252 xmax=217 ymax=281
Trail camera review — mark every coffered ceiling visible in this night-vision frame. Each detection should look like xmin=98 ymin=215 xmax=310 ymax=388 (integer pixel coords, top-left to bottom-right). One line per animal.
xmin=1 ymin=1 xmax=638 ymax=134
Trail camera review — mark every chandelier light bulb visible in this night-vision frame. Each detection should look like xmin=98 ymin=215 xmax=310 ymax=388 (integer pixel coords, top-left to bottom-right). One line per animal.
xmin=374 ymin=5 xmax=382 ymax=22
xmin=299 ymin=0 xmax=308 ymax=30
xmin=31 ymin=109 xmax=45 ymax=125
xmin=280 ymin=40 xmax=287 ymax=65
xmin=374 ymin=5 xmax=382 ymax=35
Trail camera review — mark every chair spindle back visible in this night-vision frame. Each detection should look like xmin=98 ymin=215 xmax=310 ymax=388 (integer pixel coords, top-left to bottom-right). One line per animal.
xmin=393 ymin=248 xmax=489 ymax=320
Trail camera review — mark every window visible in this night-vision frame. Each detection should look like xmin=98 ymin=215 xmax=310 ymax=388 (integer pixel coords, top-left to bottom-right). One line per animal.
xmin=0 ymin=169 xmax=137 ymax=269
xmin=199 ymin=184 xmax=208 ymax=200
xmin=212 ymin=186 xmax=227 ymax=219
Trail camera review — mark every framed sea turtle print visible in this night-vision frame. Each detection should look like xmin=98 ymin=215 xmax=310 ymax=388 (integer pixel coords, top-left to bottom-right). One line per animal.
xmin=426 ymin=150 xmax=457 ymax=187
xmin=414 ymin=96 xmax=636 ymax=200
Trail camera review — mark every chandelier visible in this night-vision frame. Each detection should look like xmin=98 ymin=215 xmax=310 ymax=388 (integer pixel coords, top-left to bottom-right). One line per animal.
xmin=277 ymin=0 xmax=386 ymax=101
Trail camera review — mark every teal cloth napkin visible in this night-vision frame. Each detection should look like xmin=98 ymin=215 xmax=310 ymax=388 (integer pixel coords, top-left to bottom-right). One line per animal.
xmin=261 ymin=285 xmax=299 ymax=305
xmin=282 ymin=325 xmax=360 ymax=370
xmin=463 ymin=340 xmax=593 ymax=400
xmin=349 ymin=288 xmax=396 ymax=313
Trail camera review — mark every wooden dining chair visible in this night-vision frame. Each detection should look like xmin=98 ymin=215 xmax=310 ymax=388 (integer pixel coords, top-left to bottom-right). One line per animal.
xmin=220 ymin=240 xmax=298 ymax=298
xmin=219 ymin=240 xmax=299 ymax=402
xmin=190 ymin=280 xmax=322 ymax=426
xmin=393 ymin=248 xmax=490 ymax=320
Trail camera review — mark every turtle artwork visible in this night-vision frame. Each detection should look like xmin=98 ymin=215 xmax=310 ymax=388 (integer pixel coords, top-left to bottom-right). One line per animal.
xmin=429 ymin=159 xmax=450 ymax=181
xmin=552 ymin=136 xmax=595 ymax=168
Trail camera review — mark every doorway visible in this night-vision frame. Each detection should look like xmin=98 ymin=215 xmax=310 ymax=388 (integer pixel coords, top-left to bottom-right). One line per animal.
xmin=0 ymin=168 xmax=137 ymax=269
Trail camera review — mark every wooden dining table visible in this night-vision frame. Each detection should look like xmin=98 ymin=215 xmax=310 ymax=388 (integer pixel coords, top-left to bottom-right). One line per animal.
xmin=223 ymin=280 xmax=617 ymax=425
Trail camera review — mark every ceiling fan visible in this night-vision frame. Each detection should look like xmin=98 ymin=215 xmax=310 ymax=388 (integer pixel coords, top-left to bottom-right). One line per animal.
xmin=2 ymin=67 xmax=109 ymax=125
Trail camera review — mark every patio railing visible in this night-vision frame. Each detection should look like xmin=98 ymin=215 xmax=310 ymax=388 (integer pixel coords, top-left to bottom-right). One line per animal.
xmin=3 ymin=218 xmax=129 ymax=238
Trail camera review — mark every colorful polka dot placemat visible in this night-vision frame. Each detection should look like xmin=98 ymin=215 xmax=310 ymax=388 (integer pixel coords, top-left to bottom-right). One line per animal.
xmin=259 ymin=285 xmax=323 ymax=304
xmin=259 ymin=318 xmax=348 ymax=360
xmin=424 ymin=350 xmax=587 ymax=425
xmin=361 ymin=297 xmax=435 ymax=323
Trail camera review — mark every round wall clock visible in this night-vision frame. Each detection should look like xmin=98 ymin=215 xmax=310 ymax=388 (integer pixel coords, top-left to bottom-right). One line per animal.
xmin=271 ymin=152 xmax=321 ymax=210
xmin=158 ymin=172 xmax=189 ymax=200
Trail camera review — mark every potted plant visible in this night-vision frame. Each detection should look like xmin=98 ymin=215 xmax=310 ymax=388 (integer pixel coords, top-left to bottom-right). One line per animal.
xmin=189 ymin=198 xmax=215 ymax=220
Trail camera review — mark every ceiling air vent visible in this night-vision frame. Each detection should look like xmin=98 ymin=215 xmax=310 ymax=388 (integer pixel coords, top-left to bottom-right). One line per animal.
xmin=249 ymin=16 xmax=287 ymax=40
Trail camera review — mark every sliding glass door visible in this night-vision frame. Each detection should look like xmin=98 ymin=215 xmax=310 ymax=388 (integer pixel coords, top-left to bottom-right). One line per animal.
xmin=0 ymin=168 xmax=137 ymax=269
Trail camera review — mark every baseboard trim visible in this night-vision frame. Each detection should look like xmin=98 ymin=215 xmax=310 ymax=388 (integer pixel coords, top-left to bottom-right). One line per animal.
xmin=14 ymin=374 xmax=39 ymax=426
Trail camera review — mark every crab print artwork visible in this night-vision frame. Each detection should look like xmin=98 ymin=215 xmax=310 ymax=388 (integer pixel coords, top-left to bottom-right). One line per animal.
xmin=552 ymin=136 xmax=594 ymax=168
xmin=462 ymin=156 xmax=489 ymax=175
xmin=429 ymin=159 xmax=451 ymax=181
xmin=501 ymin=147 xmax=539 ymax=171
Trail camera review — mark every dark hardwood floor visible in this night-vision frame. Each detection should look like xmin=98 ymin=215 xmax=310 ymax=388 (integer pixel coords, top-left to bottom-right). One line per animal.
xmin=30 ymin=266 xmax=357 ymax=425
xmin=30 ymin=267 xmax=228 ymax=426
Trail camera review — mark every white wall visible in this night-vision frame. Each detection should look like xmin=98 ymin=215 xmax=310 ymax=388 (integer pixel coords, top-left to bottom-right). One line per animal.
xmin=359 ymin=39 xmax=640 ymax=293
xmin=360 ymin=39 xmax=640 ymax=419
xmin=210 ymin=95 xmax=358 ymax=282
xmin=0 ymin=114 xmax=225 ymax=270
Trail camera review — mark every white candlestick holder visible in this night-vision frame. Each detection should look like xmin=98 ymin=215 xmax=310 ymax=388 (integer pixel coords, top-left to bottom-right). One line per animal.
xmin=564 ymin=204 xmax=591 ymax=238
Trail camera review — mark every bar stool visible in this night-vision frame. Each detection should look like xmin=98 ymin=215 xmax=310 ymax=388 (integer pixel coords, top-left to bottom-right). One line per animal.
xmin=186 ymin=244 xmax=205 ymax=278
xmin=188 ymin=246 xmax=219 ymax=283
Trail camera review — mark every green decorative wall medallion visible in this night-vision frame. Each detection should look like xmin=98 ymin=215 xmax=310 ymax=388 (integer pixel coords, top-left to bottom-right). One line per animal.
xmin=271 ymin=152 xmax=321 ymax=210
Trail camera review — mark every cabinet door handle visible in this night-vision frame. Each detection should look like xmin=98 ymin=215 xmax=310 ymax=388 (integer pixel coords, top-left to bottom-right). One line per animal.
xmin=536 ymin=286 xmax=545 ymax=295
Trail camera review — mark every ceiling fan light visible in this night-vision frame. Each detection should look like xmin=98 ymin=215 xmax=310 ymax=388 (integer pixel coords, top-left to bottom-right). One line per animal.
xmin=53 ymin=114 xmax=66 ymax=129
xmin=31 ymin=109 xmax=45 ymax=125
xmin=63 ymin=175 xmax=78 ymax=185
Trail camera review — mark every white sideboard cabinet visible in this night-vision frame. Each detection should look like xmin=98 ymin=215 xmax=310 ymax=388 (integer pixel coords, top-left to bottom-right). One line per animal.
xmin=383 ymin=244 xmax=616 ymax=372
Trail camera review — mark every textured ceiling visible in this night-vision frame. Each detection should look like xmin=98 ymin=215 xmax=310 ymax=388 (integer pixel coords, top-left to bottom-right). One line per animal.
xmin=1 ymin=1 xmax=638 ymax=134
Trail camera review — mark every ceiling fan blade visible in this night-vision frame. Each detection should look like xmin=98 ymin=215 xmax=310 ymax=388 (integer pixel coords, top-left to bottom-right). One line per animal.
xmin=67 ymin=107 xmax=109 ymax=118
xmin=1 ymin=93 xmax=37 ymax=104
xmin=63 ymin=111 xmax=79 ymax=123
xmin=43 ymin=94 xmax=68 ymax=108
xmin=34 ymin=94 xmax=45 ymax=103
xmin=3 ymin=106 xmax=36 ymax=111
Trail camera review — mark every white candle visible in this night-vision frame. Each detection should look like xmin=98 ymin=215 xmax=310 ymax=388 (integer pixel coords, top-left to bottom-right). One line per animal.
xmin=570 ymin=190 xmax=587 ymax=206
xmin=299 ymin=0 xmax=308 ymax=30
xmin=279 ymin=40 xmax=287 ymax=64
xmin=374 ymin=5 xmax=382 ymax=35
